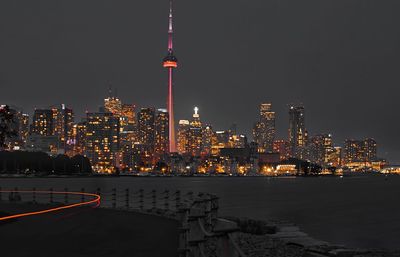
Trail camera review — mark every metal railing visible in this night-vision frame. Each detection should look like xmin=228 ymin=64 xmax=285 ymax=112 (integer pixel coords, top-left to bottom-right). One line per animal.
xmin=0 ymin=186 xmax=246 ymax=257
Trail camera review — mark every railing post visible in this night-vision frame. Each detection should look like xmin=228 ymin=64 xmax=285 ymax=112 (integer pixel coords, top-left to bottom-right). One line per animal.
xmin=112 ymin=188 xmax=116 ymax=209
xmin=81 ymin=188 xmax=85 ymax=203
xmin=64 ymin=188 xmax=69 ymax=204
xmin=49 ymin=188 xmax=53 ymax=204
xmin=152 ymin=190 xmax=156 ymax=209
xmin=96 ymin=188 xmax=101 ymax=207
xmin=139 ymin=189 xmax=144 ymax=210
xmin=125 ymin=188 xmax=129 ymax=209
xmin=177 ymin=205 xmax=190 ymax=257
xmin=32 ymin=187 xmax=36 ymax=203
xmin=175 ymin=190 xmax=181 ymax=211
xmin=12 ymin=187 xmax=21 ymax=202
xmin=210 ymin=194 xmax=219 ymax=227
xmin=164 ymin=190 xmax=169 ymax=210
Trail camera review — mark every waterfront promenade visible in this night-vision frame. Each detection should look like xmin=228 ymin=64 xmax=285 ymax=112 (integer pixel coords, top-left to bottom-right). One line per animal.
xmin=0 ymin=202 xmax=179 ymax=257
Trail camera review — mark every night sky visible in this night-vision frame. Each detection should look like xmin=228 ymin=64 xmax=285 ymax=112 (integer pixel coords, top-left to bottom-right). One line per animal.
xmin=0 ymin=0 xmax=399 ymax=162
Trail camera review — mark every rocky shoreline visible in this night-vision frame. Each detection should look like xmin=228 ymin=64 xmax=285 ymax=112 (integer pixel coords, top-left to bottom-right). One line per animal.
xmin=219 ymin=217 xmax=400 ymax=257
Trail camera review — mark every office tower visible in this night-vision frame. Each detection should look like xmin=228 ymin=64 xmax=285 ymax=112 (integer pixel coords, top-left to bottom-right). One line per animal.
xmin=201 ymin=125 xmax=215 ymax=155
xmin=155 ymin=109 xmax=169 ymax=155
xmin=138 ymin=108 xmax=156 ymax=152
xmin=104 ymin=89 xmax=122 ymax=116
xmin=19 ymin=113 xmax=29 ymax=145
xmin=309 ymin=134 xmax=334 ymax=165
xmin=363 ymin=138 xmax=377 ymax=162
xmin=119 ymin=104 xmax=137 ymax=167
xmin=2 ymin=107 xmax=29 ymax=150
xmin=121 ymin=104 xmax=137 ymax=127
xmin=52 ymin=105 xmax=74 ymax=151
xmin=163 ymin=0 xmax=178 ymax=153
xmin=273 ymin=139 xmax=291 ymax=160
xmin=230 ymin=134 xmax=247 ymax=148
xmin=253 ymin=103 xmax=275 ymax=152
xmin=31 ymin=109 xmax=54 ymax=136
xmin=177 ymin=120 xmax=190 ymax=155
xmin=85 ymin=112 xmax=119 ymax=173
xmin=326 ymin=146 xmax=342 ymax=167
xmin=189 ymin=107 xmax=202 ymax=156
xmin=72 ymin=121 xmax=87 ymax=155
xmin=288 ymin=105 xmax=306 ymax=158
xmin=344 ymin=139 xmax=364 ymax=164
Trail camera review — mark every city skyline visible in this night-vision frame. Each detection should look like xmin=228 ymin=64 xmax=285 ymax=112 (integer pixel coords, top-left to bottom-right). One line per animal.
xmin=0 ymin=0 xmax=399 ymax=162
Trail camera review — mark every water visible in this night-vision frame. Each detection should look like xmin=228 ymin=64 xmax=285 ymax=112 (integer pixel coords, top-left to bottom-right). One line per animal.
xmin=1 ymin=175 xmax=399 ymax=250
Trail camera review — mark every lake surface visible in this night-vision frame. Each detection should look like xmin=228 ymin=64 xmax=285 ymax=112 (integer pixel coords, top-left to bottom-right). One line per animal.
xmin=1 ymin=175 xmax=399 ymax=250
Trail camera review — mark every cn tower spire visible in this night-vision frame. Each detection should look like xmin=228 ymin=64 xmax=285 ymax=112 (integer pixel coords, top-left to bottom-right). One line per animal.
xmin=163 ymin=0 xmax=178 ymax=153
xmin=168 ymin=0 xmax=173 ymax=50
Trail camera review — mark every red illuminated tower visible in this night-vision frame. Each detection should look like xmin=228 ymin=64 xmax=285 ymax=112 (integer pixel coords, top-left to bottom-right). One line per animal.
xmin=163 ymin=0 xmax=178 ymax=153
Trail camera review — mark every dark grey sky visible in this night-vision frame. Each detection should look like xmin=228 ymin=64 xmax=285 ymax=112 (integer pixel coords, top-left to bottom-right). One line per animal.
xmin=0 ymin=0 xmax=399 ymax=162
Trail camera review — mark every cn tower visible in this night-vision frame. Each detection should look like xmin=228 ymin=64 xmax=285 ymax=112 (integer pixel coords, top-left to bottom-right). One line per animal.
xmin=163 ymin=0 xmax=178 ymax=153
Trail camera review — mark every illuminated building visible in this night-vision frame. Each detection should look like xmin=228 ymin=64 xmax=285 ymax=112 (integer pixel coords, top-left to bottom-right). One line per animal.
xmin=19 ymin=113 xmax=29 ymax=144
xmin=189 ymin=107 xmax=202 ymax=156
xmin=119 ymin=104 xmax=137 ymax=169
xmin=215 ymin=130 xmax=230 ymax=149
xmin=344 ymin=139 xmax=364 ymax=164
xmin=326 ymin=146 xmax=342 ymax=167
xmin=273 ymin=139 xmax=290 ymax=160
xmin=52 ymin=105 xmax=74 ymax=152
xmin=3 ymin=107 xmax=29 ymax=150
xmin=163 ymin=0 xmax=178 ymax=153
xmin=177 ymin=120 xmax=190 ymax=155
xmin=104 ymin=89 xmax=122 ymax=117
xmin=343 ymin=138 xmax=377 ymax=167
xmin=308 ymin=134 xmax=334 ymax=165
xmin=202 ymin=125 xmax=215 ymax=155
xmin=85 ymin=112 xmax=119 ymax=173
xmin=363 ymin=138 xmax=377 ymax=161
xmin=121 ymin=104 xmax=136 ymax=127
xmin=31 ymin=109 xmax=54 ymax=136
xmin=253 ymin=103 xmax=275 ymax=152
xmin=155 ymin=109 xmax=169 ymax=155
xmin=138 ymin=108 xmax=156 ymax=152
xmin=230 ymin=134 xmax=247 ymax=148
xmin=72 ymin=121 xmax=87 ymax=155
xmin=288 ymin=105 xmax=306 ymax=158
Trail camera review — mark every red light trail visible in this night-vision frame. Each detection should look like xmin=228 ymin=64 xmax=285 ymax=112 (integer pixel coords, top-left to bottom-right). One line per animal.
xmin=0 ymin=190 xmax=101 ymax=222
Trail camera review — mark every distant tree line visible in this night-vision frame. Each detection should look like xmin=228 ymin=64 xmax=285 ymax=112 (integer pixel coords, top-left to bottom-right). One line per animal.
xmin=0 ymin=151 xmax=93 ymax=175
xmin=282 ymin=158 xmax=336 ymax=175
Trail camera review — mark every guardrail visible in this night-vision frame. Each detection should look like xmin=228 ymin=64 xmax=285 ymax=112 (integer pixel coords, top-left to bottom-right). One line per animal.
xmin=0 ymin=186 xmax=246 ymax=257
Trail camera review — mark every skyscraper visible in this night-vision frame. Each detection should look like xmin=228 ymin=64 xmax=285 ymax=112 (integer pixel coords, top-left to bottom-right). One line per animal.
xmin=85 ymin=112 xmax=119 ymax=173
xmin=104 ymin=89 xmax=122 ymax=117
xmin=177 ymin=120 xmax=190 ymax=155
xmin=163 ymin=0 xmax=178 ymax=153
xmin=138 ymin=108 xmax=156 ymax=152
xmin=253 ymin=103 xmax=275 ymax=152
xmin=72 ymin=121 xmax=86 ymax=155
xmin=189 ymin=107 xmax=202 ymax=156
xmin=288 ymin=105 xmax=306 ymax=158
xmin=31 ymin=109 xmax=54 ymax=136
xmin=201 ymin=125 xmax=215 ymax=155
xmin=344 ymin=139 xmax=364 ymax=164
xmin=52 ymin=104 xmax=74 ymax=152
xmin=308 ymin=134 xmax=333 ymax=165
xmin=155 ymin=109 xmax=169 ymax=155
xmin=363 ymin=138 xmax=377 ymax=162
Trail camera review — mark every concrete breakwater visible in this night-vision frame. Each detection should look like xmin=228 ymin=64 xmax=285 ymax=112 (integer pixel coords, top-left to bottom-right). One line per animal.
xmin=1 ymin=187 xmax=400 ymax=257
